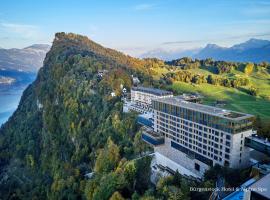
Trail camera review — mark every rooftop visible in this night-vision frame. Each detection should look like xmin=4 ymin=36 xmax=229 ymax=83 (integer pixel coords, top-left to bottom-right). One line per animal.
xmin=153 ymin=96 xmax=254 ymax=121
xmin=131 ymin=86 xmax=173 ymax=96
xmin=249 ymin=173 xmax=270 ymax=199
xmin=246 ymin=135 xmax=270 ymax=148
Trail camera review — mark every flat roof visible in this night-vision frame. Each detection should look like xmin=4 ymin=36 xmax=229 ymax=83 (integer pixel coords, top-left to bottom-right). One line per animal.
xmin=131 ymin=86 xmax=173 ymax=96
xmin=247 ymin=135 xmax=270 ymax=147
xmin=153 ymin=96 xmax=254 ymax=121
xmin=249 ymin=173 xmax=270 ymax=199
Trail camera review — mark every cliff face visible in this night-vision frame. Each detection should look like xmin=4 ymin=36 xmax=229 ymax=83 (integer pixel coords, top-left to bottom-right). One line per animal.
xmin=0 ymin=33 xmax=146 ymax=199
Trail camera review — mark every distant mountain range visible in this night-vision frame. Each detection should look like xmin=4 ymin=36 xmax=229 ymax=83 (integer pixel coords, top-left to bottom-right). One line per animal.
xmin=0 ymin=44 xmax=50 ymax=72
xmin=0 ymin=44 xmax=50 ymax=85
xmin=140 ymin=38 xmax=270 ymax=63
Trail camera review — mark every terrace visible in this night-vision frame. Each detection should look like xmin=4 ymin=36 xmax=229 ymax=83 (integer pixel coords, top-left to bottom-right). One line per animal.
xmin=154 ymin=96 xmax=254 ymax=121
xmin=141 ymin=127 xmax=164 ymax=146
xmin=131 ymin=86 xmax=173 ymax=96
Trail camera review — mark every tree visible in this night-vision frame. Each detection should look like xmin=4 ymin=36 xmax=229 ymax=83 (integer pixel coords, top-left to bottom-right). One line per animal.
xmin=91 ymin=172 xmax=127 ymax=200
xmin=168 ymin=186 xmax=183 ymax=200
xmin=134 ymin=156 xmax=152 ymax=193
xmin=110 ymin=191 xmax=125 ymax=200
xmin=133 ymin=131 xmax=149 ymax=156
xmin=94 ymin=137 xmax=120 ymax=173
xmin=247 ymin=86 xmax=258 ymax=96
xmin=244 ymin=63 xmax=254 ymax=75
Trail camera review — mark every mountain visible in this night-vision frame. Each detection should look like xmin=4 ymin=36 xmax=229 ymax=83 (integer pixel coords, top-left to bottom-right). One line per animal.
xmin=0 ymin=44 xmax=50 ymax=86
xmin=139 ymin=39 xmax=270 ymax=63
xmin=195 ymin=38 xmax=270 ymax=63
xmin=0 ymin=32 xmax=152 ymax=199
xmin=0 ymin=44 xmax=50 ymax=72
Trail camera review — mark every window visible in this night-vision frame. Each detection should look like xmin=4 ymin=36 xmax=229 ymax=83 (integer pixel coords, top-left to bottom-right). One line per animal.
xmin=195 ymin=163 xmax=200 ymax=171
xmin=224 ymin=160 xmax=230 ymax=166
xmin=226 ymin=135 xmax=231 ymax=140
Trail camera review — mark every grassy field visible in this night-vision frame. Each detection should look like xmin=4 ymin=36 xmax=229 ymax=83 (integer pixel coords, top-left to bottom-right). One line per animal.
xmin=169 ymin=81 xmax=270 ymax=120
xmin=188 ymin=66 xmax=270 ymax=99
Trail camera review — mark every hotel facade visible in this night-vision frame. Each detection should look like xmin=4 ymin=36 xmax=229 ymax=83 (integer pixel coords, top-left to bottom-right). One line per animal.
xmin=123 ymin=86 xmax=173 ymax=113
xmin=143 ymin=96 xmax=254 ymax=178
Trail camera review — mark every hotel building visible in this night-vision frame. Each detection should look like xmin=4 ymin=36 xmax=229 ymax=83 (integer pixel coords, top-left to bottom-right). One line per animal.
xmin=123 ymin=86 xmax=173 ymax=113
xmin=143 ymin=96 xmax=254 ymax=178
xmin=131 ymin=87 xmax=173 ymax=109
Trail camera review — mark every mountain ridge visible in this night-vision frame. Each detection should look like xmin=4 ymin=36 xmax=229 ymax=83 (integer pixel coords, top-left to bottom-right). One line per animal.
xmin=140 ymin=38 xmax=270 ymax=63
xmin=0 ymin=44 xmax=50 ymax=72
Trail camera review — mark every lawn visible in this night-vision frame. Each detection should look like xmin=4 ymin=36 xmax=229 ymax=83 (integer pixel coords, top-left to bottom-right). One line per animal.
xmin=169 ymin=81 xmax=270 ymax=120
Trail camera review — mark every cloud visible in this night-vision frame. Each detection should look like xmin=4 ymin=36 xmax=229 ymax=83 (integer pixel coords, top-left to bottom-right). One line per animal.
xmin=0 ymin=22 xmax=40 ymax=38
xmin=134 ymin=3 xmax=156 ymax=11
xmin=163 ymin=40 xmax=204 ymax=45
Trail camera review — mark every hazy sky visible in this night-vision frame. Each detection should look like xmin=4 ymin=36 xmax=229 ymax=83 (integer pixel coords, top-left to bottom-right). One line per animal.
xmin=1 ymin=0 xmax=270 ymax=56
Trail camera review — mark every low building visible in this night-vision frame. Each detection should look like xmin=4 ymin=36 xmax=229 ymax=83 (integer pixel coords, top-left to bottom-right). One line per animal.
xmin=223 ymin=171 xmax=270 ymax=200
xmin=123 ymin=86 xmax=173 ymax=114
xmin=247 ymin=173 xmax=270 ymax=200
xmin=131 ymin=86 xmax=173 ymax=110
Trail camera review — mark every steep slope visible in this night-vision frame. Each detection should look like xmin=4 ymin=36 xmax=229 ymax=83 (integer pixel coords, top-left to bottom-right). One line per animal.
xmin=0 ymin=33 xmax=149 ymax=199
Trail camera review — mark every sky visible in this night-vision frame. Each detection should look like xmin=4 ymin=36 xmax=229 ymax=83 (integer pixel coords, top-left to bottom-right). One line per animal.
xmin=0 ymin=0 xmax=270 ymax=56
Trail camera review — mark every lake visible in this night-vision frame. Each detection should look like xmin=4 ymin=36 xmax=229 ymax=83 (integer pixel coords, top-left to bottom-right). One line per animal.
xmin=0 ymin=85 xmax=26 ymax=126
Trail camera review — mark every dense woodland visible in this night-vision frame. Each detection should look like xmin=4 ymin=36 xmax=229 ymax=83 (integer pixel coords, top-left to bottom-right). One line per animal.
xmin=0 ymin=33 xmax=269 ymax=199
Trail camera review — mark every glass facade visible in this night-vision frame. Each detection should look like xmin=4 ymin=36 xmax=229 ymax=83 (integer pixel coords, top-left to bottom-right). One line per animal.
xmin=171 ymin=141 xmax=213 ymax=166
xmin=153 ymin=100 xmax=253 ymax=134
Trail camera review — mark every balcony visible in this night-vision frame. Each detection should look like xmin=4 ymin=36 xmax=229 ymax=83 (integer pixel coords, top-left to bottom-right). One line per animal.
xmin=141 ymin=127 xmax=164 ymax=146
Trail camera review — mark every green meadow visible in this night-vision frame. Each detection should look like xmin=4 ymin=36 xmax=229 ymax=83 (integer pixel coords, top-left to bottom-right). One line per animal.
xmin=169 ymin=81 xmax=270 ymax=120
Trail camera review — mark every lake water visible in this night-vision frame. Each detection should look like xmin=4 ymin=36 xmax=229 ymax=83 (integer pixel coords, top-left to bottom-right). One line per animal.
xmin=0 ymin=85 xmax=26 ymax=125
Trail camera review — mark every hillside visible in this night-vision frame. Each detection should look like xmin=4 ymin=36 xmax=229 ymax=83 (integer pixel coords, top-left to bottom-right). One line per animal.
xmin=0 ymin=33 xmax=270 ymax=199
xmin=0 ymin=32 xmax=154 ymax=199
